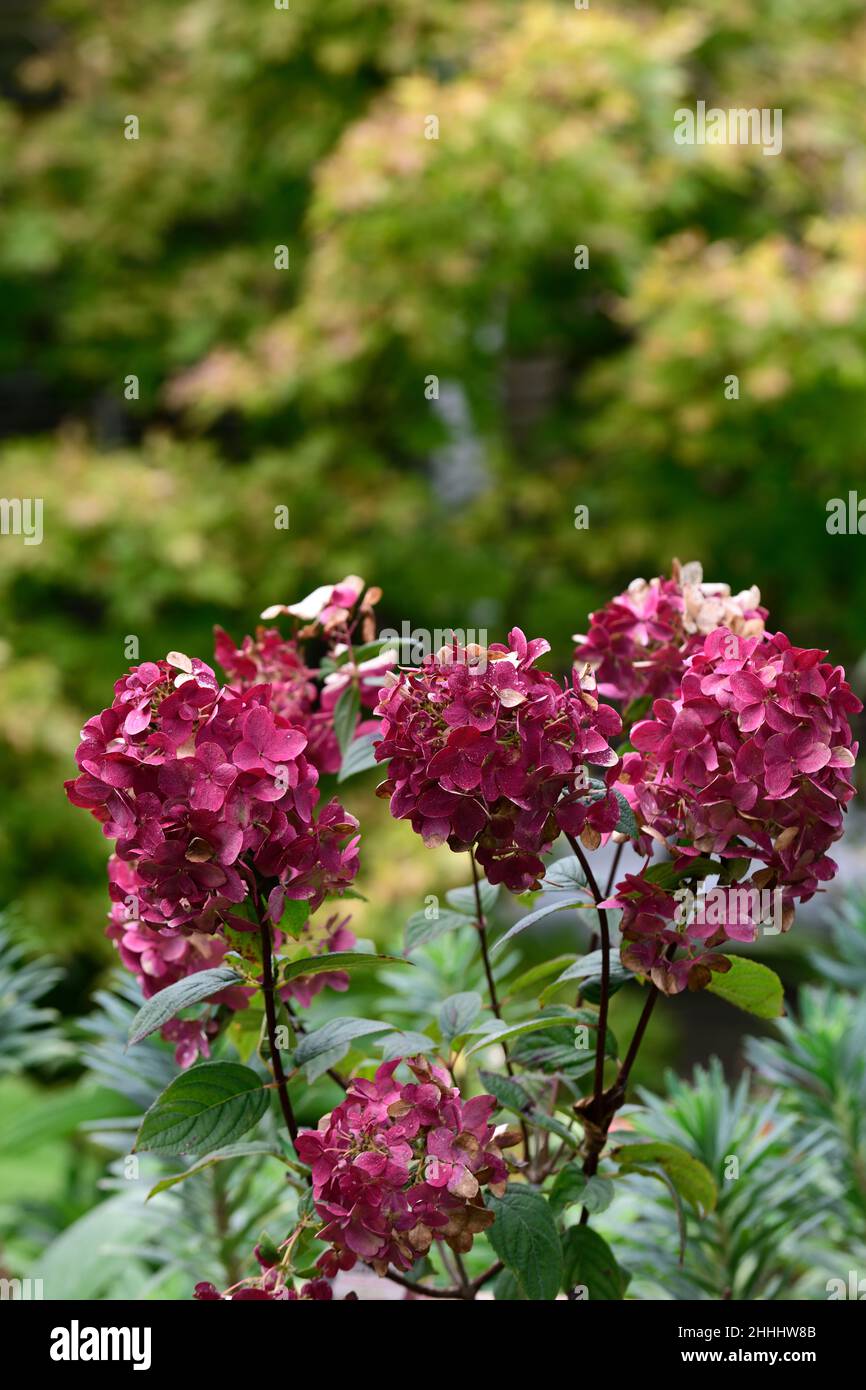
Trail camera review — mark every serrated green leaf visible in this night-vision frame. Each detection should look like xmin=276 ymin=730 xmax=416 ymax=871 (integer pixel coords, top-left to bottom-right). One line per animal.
xmin=127 ymin=967 xmax=245 ymax=1047
xmin=135 ymin=1061 xmax=268 ymax=1156
xmin=376 ymin=1030 xmax=437 ymax=1061
xmin=561 ymin=1226 xmax=629 ymax=1299
xmin=705 ymin=956 xmax=785 ymax=1019
xmin=488 ymin=1187 xmax=563 ymax=1301
xmin=550 ymin=1164 xmax=614 ymax=1215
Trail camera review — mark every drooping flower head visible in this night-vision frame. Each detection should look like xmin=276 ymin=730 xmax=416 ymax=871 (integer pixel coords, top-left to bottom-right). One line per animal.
xmin=574 ymin=560 xmax=766 ymax=705
xmin=374 ymin=629 xmax=623 ymax=891
xmin=297 ymin=1056 xmax=511 ymax=1278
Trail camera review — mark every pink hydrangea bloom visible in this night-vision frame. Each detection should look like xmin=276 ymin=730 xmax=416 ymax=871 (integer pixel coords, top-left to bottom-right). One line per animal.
xmin=629 ymin=628 xmax=860 ymax=897
xmin=610 ymin=627 xmax=861 ymax=992
xmin=296 ymin=1057 xmax=509 ymax=1277
xmin=65 ymin=656 xmax=360 ymax=934
xmin=374 ymin=630 xmax=622 ymax=891
xmin=574 ymin=562 xmax=766 ymax=704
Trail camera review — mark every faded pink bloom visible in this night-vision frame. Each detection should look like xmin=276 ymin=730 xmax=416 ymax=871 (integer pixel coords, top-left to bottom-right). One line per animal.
xmin=297 ymin=1057 xmax=509 ymax=1277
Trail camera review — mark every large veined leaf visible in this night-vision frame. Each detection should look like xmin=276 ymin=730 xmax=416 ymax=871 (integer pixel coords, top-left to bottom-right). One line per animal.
xmin=127 ymin=967 xmax=245 ymax=1047
xmin=445 ymin=879 xmax=500 ymax=917
xmin=135 ymin=1061 xmax=269 ymax=1155
xmin=706 ymin=956 xmax=785 ymax=1018
xmin=561 ymin=1226 xmax=630 ymax=1299
xmin=487 ymin=1187 xmax=563 ymax=1301
xmin=541 ymin=950 xmax=630 ymax=1004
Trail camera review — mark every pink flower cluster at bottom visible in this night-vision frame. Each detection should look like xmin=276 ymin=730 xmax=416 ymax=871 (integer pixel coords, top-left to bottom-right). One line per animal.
xmin=297 ymin=1057 xmax=511 ymax=1277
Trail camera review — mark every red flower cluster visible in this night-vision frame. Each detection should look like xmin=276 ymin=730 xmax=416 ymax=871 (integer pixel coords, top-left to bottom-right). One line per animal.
xmin=66 ymin=655 xmax=359 ymax=933
xmin=374 ymin=629 xmax=622 ymax=891
xmin=608 ymin=626 xmax=861 ymax=991
xmin=574 ymin=562 xmax=766 ymax=705
xmin=297 ymin=1057 xmax=510 ymax=1277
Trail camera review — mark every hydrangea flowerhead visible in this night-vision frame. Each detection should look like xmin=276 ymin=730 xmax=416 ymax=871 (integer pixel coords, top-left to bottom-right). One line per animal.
xmin=297 ymin=1056 xmax=509 ymax=1277
xmin=374 ymin=629 xmax=622 ymax=891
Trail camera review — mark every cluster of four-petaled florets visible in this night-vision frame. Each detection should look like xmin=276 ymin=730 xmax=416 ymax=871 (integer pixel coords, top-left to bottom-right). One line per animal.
xmin=297 ymin=1056 xmax=511 ymax=1277
xmin=374 ymin=627 xmax=623 ymax=892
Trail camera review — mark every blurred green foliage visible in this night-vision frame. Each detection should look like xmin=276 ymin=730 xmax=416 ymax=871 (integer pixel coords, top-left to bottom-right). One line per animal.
xmin=1 ymin=0 xmax=865 ymax=977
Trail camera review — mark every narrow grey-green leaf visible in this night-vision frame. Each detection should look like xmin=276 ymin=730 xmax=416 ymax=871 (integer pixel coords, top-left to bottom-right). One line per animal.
xmin=438 ymin=991 xmax=482 ymax=1042
xmin=491 ymin=897 xmax=589 ymax=956
xmin=128 ymin=967 xmax=245 ymax=1047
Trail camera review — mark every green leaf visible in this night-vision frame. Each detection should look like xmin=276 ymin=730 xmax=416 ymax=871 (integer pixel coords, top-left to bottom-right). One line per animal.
xmin=333 ymin=682 xmax=360 ymax=755
xmin=277 ymin=950 xmax=411 ymax=987
xmin=404 ymin=907 xmax=469 ymax=952
xmin=146 ymin=1141 xmax=289 ymax=1199
xmin=438 ymin=991 xmax=482 ymax=1042
xmin=134 ymin=1061 xmax=268 ymax=1156
xmin=491 ymin=896 xmax=590 ymax=955
xmin=613 ymin=791 xmax=638 ymax=839
xmin=479 ymin=1069 xmax=534 ymax=1114
xmin=492 ymin=1268 xmax=527 ymax=1300
xmin=614 ymin=1140 xmax=717 ymax=1216
xmin=479 ymin=1070 xmax=580 ymax=1148
xmin=539 ymin=856 xmax=587 ymax=892
xmin=506 ymin=955 xmax=577 ymax=997
xmin=127 ymin=967 xmax=245 ymax=1047
xmin=293 ymin=1017 xmax=392 ymax=1071
xmin=550 ymin=1164 xmax=614 ymax=1216
xmin=642 ymin=857 xmax=718 ymax=890
xmin=277 ymin=898 xmax=310 ymax=937
xmin=542 ymin=950 xmax=630 ymax=1004
xmin=561 ymin=1226 xmax=629 ymax=1299
xmin=445 ymin=878 xmax=500 ymax=917
xmin=463 ymin=1014 xmax=579 ymax=1059
xmin=488 ymin=1187 xmax=564 ymax=1301
xmin=706 ymin=956 xmax=785 ymax=1019
xmin=376 ymin=1030 xmax=437 ymax=1061
xmin=337 ymin=732 xmax=382 ymax=782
